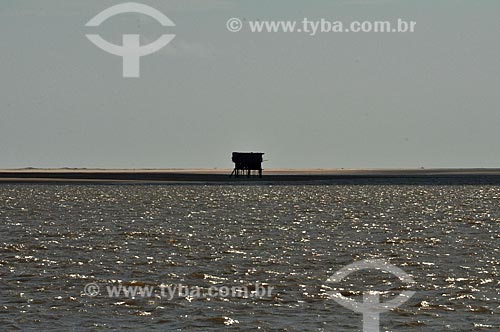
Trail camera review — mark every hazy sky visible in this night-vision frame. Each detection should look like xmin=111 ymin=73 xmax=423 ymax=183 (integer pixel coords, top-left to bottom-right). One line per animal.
xmin=1 ymin=0 xmax=500 ymax=169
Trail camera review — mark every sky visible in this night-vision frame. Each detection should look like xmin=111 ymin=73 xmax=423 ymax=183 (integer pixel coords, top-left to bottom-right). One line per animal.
xmin=1 ymin=0 xmax=500 ymax=169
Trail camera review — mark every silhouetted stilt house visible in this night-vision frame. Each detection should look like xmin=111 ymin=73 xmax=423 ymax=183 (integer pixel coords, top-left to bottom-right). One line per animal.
xmin=230 ymin=152 xmax=264 ymax=178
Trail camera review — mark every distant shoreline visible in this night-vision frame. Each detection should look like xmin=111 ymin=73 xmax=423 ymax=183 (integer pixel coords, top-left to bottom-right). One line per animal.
xmin=2 ymin=168 xmax=500 ymax=185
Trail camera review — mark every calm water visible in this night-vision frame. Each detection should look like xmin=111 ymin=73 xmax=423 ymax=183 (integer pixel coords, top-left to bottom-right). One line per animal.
xmin=0 ymin=184 xmax=498 ymax=331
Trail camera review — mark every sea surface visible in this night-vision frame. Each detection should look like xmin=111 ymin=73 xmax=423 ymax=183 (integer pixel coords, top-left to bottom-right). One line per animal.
xmin=0 ymin=184 xmax=498 ymax=331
